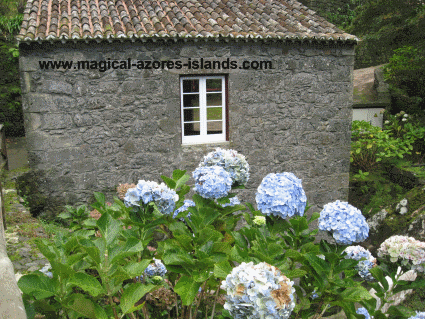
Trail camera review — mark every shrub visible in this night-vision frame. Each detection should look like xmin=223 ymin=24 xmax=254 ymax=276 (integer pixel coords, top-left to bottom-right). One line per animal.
xmin=18 ymin=148 xmax=425 ymax=319
xmin=350 ymin=118 xmax=425 ymax=172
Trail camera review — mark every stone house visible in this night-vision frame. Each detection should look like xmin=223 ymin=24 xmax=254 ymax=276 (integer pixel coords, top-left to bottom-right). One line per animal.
xmin=17 ymin=0 xmax=358 ymax=218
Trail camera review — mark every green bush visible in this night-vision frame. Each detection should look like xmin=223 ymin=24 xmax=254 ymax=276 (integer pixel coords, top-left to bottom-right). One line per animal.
xmin=17 ymin=163 xmax=425 ymax=319
xmin=323 ymin=0 xmax=363 ymax=30
xmin=347 ymin=0 xmax=425 ymax=69
xmin=0 ymin=0 xmax=25 ymax=137
xmin=350 ymin=116 xmax=425 ymax=173
xmin=383 ymin=45 xmax=425 ymax=120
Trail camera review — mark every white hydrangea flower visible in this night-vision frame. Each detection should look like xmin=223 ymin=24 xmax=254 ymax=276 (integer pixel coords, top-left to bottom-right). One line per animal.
xmin=378 ymin=236 xmax=425 ymax=272
xmin=221 ymin=262 xmax=295 ymax=319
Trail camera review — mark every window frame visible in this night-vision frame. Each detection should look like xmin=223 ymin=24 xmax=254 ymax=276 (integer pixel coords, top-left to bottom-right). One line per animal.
xmin=180 ymin=75 xmax=227 ymax=145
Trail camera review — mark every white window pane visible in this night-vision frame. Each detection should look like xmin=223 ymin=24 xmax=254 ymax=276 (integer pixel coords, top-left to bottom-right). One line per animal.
xmin=207 ymin=121 xmax=222 ymax=134
xmin=207 ymin=107 xmax=222 ymax=121
xmin=206 ymin=79 xmax=222 ymax=92
xmin=183 ymin=79 xmax=199 ymax=93
xmin=183 ymin=94 xmax=199 ymax=107
xmin=184 ymin=108 xmax=200 ymax=122
xmin=184 ymin=122 xmax=200 ymax=136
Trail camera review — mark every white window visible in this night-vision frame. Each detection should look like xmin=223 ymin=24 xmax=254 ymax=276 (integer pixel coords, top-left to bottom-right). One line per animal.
xmin=180 ymin=75 xmax=227 ymax=144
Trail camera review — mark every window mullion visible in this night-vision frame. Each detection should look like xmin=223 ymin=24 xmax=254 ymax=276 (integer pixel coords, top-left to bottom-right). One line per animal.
xmin=221 ymin=77 xmax=225 ymax=138
xmin=200 ymin=78 xmax=207 ymax=136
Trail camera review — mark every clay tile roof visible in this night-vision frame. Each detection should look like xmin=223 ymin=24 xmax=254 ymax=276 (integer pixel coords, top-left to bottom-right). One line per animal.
xmin=17 ymin=0 xmax=359 ymax=44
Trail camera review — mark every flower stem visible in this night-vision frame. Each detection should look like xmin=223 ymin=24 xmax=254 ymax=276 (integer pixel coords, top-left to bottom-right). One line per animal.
xmin=108 ymin=295 xmax=119 ymax=319
xmin=209 ymin=287 xmax=220 ymax=319
xmin=193 ymin=281 xmax=206 ymax=319
xmin=141 ymin=303 xmax=150 ymax=319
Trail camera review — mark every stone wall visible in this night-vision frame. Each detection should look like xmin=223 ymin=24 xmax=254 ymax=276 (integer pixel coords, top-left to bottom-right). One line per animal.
xmin=18 ymin=40 xmax=355 ymax=219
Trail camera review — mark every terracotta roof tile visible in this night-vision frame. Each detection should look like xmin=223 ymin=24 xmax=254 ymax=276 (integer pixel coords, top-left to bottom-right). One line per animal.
xmin=17 ymin=0 xmax=359 ymax=43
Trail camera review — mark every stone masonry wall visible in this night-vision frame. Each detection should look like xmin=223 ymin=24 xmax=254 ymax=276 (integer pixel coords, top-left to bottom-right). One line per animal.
xmin=19 ymin=40 xmax=355 ymax=219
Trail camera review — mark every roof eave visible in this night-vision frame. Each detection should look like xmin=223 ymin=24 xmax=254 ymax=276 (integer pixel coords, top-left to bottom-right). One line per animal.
xmin=16 ymin=33 xmax=359 ymax=46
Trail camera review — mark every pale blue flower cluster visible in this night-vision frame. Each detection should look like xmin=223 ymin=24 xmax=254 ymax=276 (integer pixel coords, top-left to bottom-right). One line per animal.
xmin=192 ymin=166 xmax=232 ymax=199
xmin=198 ymin=148 xmax=250 ymax=186
xmin=356 ymin=307 xmax=372 ymax=319
xmin=343 ymin=246 xmax=376 ymax=281
xmin=221 ymin=196 xmax=241 ymax=208
xmin=39 ymin=263 xmax=53 ymax=278
xmin=221 ymin=262 xmax=295 ymax=319
xmin=136 ymin=258 xmax=167 ymax=282
xmin=409 ymin=311 xmax=425 ymax=319
xmin=124 ymin=180 xmax=178 ymax=215
xmin=173 ymin=199 xmax=195 ymax=219
xmin=255 ymin=172 xmax=307 ymax=219
xmin=318 ymin=200 xmax=369 ymax=245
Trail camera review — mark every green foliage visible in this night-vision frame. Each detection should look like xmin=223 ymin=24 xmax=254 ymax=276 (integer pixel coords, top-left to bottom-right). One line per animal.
xmin=348 ymin=0 xmax=425 ymax=68
xmin=0 ymin=14 xmax=23 ymax=40
xmin=0 ymin=0 xmax=24 ymax=137
xmin=19 ymin=198 xmax=158 ymax=319
xmin=18 ymin=167 xmax=425 ymax=318
xmin=323 ymin=0 xmax=363 ymax=30
xmin=57 ymin=205 xmax=92 ymax=233
xmin=350 ymin=119 xmax=425 ymax=172
xmin=383 ymin=45 xmax=425 ymax=118
xmin=0 ymin=39 xmax=24 ymax=136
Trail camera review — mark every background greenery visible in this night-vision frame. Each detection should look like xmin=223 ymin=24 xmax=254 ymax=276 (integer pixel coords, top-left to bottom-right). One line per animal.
xmin=319 ymin=0 xmax=425 ymax=123
xmin=0 ymin=0 xmax=24 ymax=137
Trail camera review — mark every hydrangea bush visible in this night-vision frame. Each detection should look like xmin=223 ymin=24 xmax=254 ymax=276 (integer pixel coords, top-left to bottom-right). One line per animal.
xmin=192 ymin=166 xmax=232 ymax=199
xmin=124 ymin=180 xmax=179 ymax=215
xmin=318 ymin=200 xmax=369 ymax=245
xmin=343 ymin=246 xmax=377 ymax=281
xmin=256 ymin=172 xmax=307 ymax=219
xmin=198 ymin=147 xmax=250 ymax=186
xmin=172 ymin=199 xmax=195 ymax=219
xmin=357 ymin=307 xmax=373 ymax=319
xmin=378 ymin=235 xmax=425 ymax=272
xmin=221 ymin=262 xmax=295 ymax=319
xmin=136 ymin=258 xmax=167 ymax=283
xmin=409 ymin=312 xmax=425 ymax=319
xmin=17 ymin=149 xmax=425 ymax=319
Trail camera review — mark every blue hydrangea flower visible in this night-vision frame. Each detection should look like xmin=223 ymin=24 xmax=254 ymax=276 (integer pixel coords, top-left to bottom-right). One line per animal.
xmin=136 ymin=180 xmax=158 ymax=204
xmin=318 ymin=200 xmax=369 ymax=245
xmin=124 ymin=180 xmax=178 ymax=215
xmin=221 ymin=262 xmax=296 ymax=319
xmin=193 ymin=166 xmax=232 ymax=199
xmin=199 ymin=148 xmax=250 ymax=186
xmin=136 ymin=258 xmax=167 ymax=282
xmin=150 ymin=183 xmax=179 ymax=216
xmin=124 ymin=187 xmax=142 ymax=207
xmin=221 ymin=196 xmax=241 ymax=208
xmin=311 ymin=289 xmax=319 ymax=300
xmin=39 ymin=263 xmax=53 ymax=278
xmin=173 ymin=199 xmax=195 ymax=219
xmin=409 ymin=311 xmax=425 ymax=319
xmin=255 ymin=173 xmax=307 ymax=219
xmin=343 ymin=246 xmax=376 ymax=281
xmin=356 ymin=307 xmax=372 ymax=319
